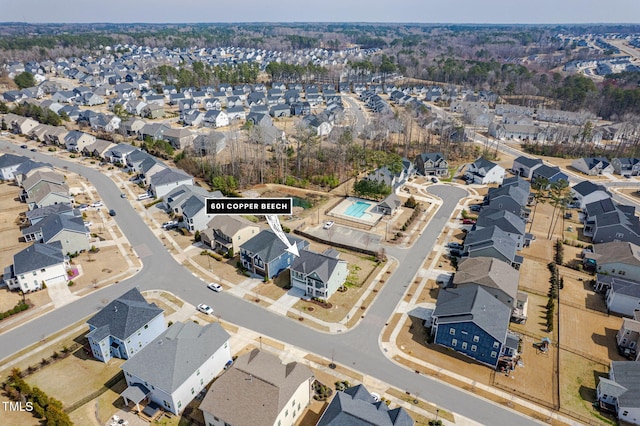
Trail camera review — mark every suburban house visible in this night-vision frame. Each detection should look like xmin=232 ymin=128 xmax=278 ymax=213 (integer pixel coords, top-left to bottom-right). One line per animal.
xmin=454 ymin=257 xmax=520 ymax=309
xmin=64 ymin=130 xmax=96 ymax=152
xmin=25 ymin=203 xmax=76 ymax=225
xmin=464 ymin=225 xmax=523 ymax=269
xmin=531 ymin=165 xmax=568 ymax=185
xmin=316 ymin=384 xmax=415 ymax=426
xmin=201 ymin=215 xmax=259 ymax=255
xmin=464 ymin=158 xmax=504 ymax=185
xmin=430 ymin=284 xmax=519 ymax=368
xmin=511 ymin=156 xmax=543 ymax=179
xmin=290 ymin=249 xmax=348 ymax=300
xmin=149 ymin=168 xmax=194 ymax=199
xmin=583 ymin=199 xmax=640 ymax=246
xmin=14 ymin=160 xmax=54 ymax=186
xmin=415 ymin=152 xmax=449 ymax=177
xmin=174 ymin=190 xmax=223 ymax=233
xmin=612 ymin=158 xmax=640 ymax=177
xmin=600 ymin=274 xmax=640 ymax=317
xmin=203 ymin=110 xmax=230 ymax=128
xmin=22 ymin=173 xmax=72 ymax=210
xmin=0 ymin=153 xmax=29 ymax=181
xmin=474 ymin=208 xmax=530 ymax=249
xmin=120 ymin=321 xmax=231 ymax=415
xmin=572 ymin=157 xmax=613 ymax=176
xmin=199 ymin=349 xmax=314 ymax=426
xmin=240 ymin=230 xmax=310 ymax=279
xmin=570 ymin=181 xmax=611 ymax=210
xmin=4 ymin=242 xmax=69 ymax=293
xmin=104 ymin=143 xmax=138 ymax=165
xmin=616 ymin=311 xmax=640 ymax=361
xmin=591 ymin=241 xmax=640 ymax=285
xmin=375 ymin=193 xmax=402 ymax=216
xmin=484 ymin=181 xmax=531 ymax=219
xmin=86 ymin=288 xmax=165 ymax=363
xmin=597 ymin=361 xmax=640 ymax=425
xmin=21 ymin=213 xmax=89 ymax=254
xmin=83 ymin=139 xmax=116 ymax=158
xmin=163 ymin=128 xmax=195 ymax=150
xmin=365 ymin=165 xmax=408 ymax=190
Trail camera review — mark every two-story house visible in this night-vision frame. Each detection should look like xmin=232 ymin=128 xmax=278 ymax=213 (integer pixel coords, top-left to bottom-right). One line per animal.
xmin=201 ymin=215 xmax=259 ymax=255
xmin=592 ymin=241 xmax=640 ymax=286
xmin=572 ymin=157 xmax=613 ymax=176
xmin=612 ymin=158 xmax=640 ymax=177
xmin=120 ymin=321 xmax=231 ymax=415
xmin=86 ymin=288 xmax=165 ymax=363
xmin=240 ymin=230 xmax=309 ymax=279
xmin=570 ymin=181 xmax=611 ymax=210
xmin=5 ymin=241 xmax=69 ymax=293
xmin=597 ymin=361 xmax=640 ymax=425
xmin=199 ymin=349 xmax=314 ymax=426
xmin=415 ymin=152 xmax=449 ymax=177
xmin=290 ymin=249 xmax=348 ymax=300
xmin=616 ymin=311 xmax=640 ymax=361
xmin=464 ymin=158 xmax=504 ymax=185
xmin=474 ymin=208 xmax=530 ymax=249
xmin=21 ymin=212 xmax=89 ymax=254
xmin=464 ymin=225 xmax=523 ymax=269
xmin=511 ymin=156 xmax=543 ymax=179
xmin=149 ymin=168 xmax=194 ymax=199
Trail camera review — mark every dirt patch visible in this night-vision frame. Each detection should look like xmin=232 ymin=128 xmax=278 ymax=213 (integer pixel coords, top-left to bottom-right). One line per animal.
xmin=69 ymin=246 xmax=134 ymax=292
xmin=254 ymin=270 xmax=291 ymax=301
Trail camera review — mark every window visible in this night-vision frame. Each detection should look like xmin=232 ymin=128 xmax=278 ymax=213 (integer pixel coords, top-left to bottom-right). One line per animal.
xmin=622 ymin=411 xmax=628 ymax=416
xmin=298 ymin=403 xmax=301 ymax=411
xmin=285 ymin=410 xmax=289 ymax=417
xmin=491 ymin=351 xmax=497 ymax=358
xmin=493 ymin=341 xmax=500 ymax=349
xmin=461 ymin=342 xmax=468 ymax=350
xmin=144 ymin=324 xmax=149 ymax=329
xmin=449 ymin=328 xmax=455 ymax=335
xmin=33 ymin=271 xmax=37 ymax=276
xmin=191 ymin=387 xmax=195 ymax=394
xmin=473 ymin=335 xmax=479 ymax=342
xmin=197 ymin=369 xmax=200 ymax=376
xmin=177 ymin=401 xmax=181 ymax=409
xmin=40 ymin=268 xmax=45 ymax=272
xmin=471 ymin=345 xmax=477 ymax=352
xmin=292 ymin=400 xmax=295 ymax=407
xmin=451 ymin=339 xmax=457 ymax=346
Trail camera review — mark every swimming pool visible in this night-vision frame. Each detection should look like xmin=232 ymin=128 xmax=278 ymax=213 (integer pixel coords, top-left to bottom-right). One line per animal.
xmin=344 ymin=201 xmax=372 ymax=218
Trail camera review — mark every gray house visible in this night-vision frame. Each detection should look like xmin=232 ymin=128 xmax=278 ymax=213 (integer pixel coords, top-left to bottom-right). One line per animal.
xmin=597 ymin=361 xmax=640 ymax=424
xmin=21 ymin=213 xmax=89 ymax=254
xmin=511 ymin=156 xmax=543 ymax=179
xmin=290 ymin=249 xmax=348 ymax=300
xmin=86 ymin=288 xmax=165 ymax=363
xmin=464 ymin=225 xmax=523 ymax=269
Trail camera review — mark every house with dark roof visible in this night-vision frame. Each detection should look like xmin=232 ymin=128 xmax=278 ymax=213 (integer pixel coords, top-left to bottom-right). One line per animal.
xmin=430 ymin=284 xmax=519 ymax=367
xmin=103 ymin=143 xmax=138 ymax=165
xmin=149 ymin=168 xmax=194 ymax=199
xmin=571 ymin=181 xmax=611 ymax=210
xmin=597 ymin=361 xmax=640 ymax=424
xmin=484 ymin=182 xmax=531 ymax=219
xmin=591 ymin=241 xmax=640 ymax=286
xmin=475 ymin=208 xmax=530 ymax=249
xmin=616 ymin=311 xmax=640 ymax=361
xmin=414 ymin=152 xmax=448 ymax=177
xmin=612 ymin=157 xmax=640 ymax=177
xmin=240 ymin=230 xmax=309 ymax=279
xmin=572 ymin=157 xmax=613 ymax=176
xmin=201 ymin=215 xmax=259 ymax=255
xmin=583 ymin=200 xmax=640 ymax=246
xmin=200 ymin=349 xmax=314 ymax=426
xmin=600 ymin=274 xmax=640 ymax=317
xmin=317 ymin=384 xmax=414 ymax=426
xmin=0 ymin=153 xmax=29 ymax=181
xmin=25 ymin=203 xmax=76 ymax=225
xmin=120 ymin=321 xmax=231 ymax=415
xmin=21 ymin=212 xmax=89 ymax=254
xmin=464 ymin=225 xmax=523 ymax=269
xmin=290 ymin=249 xmax=348 ymax=300
xmin=4 ymin=242 xmax=69 ymax=293
xmin=86 ymin=288 xmax=165 ymax=363
xmin=531 ymin=164 xmax=568 ymax=185
xmin=511 ymin=156 xmax=543 ymax=179
xmin=375 ymin=193 xmax=402 ymax=216
xmin=464 ymin=157 xmax=504 ymax=185
xmin=64 ymin=130 xmax=96 ymax=152
xmin=175 ymin=189 xmax=222 ymax=232
xmin=454 ymin=257 xmax=520 ymax=308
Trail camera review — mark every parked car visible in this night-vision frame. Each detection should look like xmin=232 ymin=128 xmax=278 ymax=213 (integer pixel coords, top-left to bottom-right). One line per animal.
xmin=197 ymin=304 xmax=214 ymax=315
xmin=162 ymin=220 xmax=178 ymax=230
xmin=108 ymin=209 xmax=116 ymax=216
xmin=462 ymin=219 xmax=476 ymax=225
xmin=323 ymin=221 xmax=335 ymax=230
xmin=469 ymin=205 xmax=482 ymax=212
xmin=207 ymin=282 xmax=223 ymax=292
xmin=90 ymin=201 xmax=103 ymax=208
xmin=448 ymin=242 xmax=464 ymax=250
xmin=431 ymin=177 xmax=439 ymax=183
xmin=449 ymin=248 xmax=463 ymax=257
xmin=120 ymin=193 xmax=127 ymax=198
xmin=30 ymin=148 xmax=37 ymax=152
xmin=20 ymin=144 xmax=27 ymax=149
xmin=137 ymin=193 xmax=152 ymax=201
xmin=78 ymin=204 xmax=88 ymax=211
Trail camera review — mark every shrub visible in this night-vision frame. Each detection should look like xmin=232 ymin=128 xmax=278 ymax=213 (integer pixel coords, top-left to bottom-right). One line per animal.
xmin=67 ymin=281 xmax=74 ymax=287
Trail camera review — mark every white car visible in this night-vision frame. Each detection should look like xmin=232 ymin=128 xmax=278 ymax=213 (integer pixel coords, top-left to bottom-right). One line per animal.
xmin=323 ymin=221 xmax=335 ymax=230
xmin=207 ymin=282 xmax=223 ymax=292
xmin=90 ymin=201 xmax=104 ymax=208
xmin=197 ymin=304 xmax=214 ymax=315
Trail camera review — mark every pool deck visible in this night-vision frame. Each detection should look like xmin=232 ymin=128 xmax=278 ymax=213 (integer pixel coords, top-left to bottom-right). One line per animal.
xmin=328 ymin=197 xmax=383 ymax=227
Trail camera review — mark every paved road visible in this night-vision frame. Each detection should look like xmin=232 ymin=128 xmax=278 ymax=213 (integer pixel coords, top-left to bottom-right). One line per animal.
xmin=343 ymin=95 xmax=368 ymax=136
xmin=0 ymin=140 xmax=539 ymax=425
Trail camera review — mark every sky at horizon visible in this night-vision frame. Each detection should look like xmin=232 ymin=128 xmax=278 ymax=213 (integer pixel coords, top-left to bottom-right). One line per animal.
xmin=2 ymin=0 xmax=640 ymax=25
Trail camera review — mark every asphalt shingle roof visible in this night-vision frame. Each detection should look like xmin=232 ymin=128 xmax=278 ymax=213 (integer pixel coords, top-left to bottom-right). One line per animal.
xmin=13 ymin=241 xmax=65 ymax=275
xmin=240 ymin=229 xmax=306 ymax=264
xmin=87 ymin=288 xmax=163 ymax=341
xmin=609 ymin=361 xmax=640 ymax=408
xmin=290 ymin=249 xmax=344 ymax=283
xmin=121 ymin=321 xmax=230 ymax=394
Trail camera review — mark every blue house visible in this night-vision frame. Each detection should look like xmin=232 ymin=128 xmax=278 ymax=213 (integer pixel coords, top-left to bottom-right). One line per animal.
xmin=86 ymin=288 xmax=165 ymax=363
xmin=430 ymin=285 xmax=518 ymax=368
xmin=240 ymin=230 xmax=309 ymax=279
xmin=531 ymin=164 xmax=568 ymax=185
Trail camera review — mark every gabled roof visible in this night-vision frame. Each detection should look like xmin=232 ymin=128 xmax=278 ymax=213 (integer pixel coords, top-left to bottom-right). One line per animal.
xmin=15 ymin=160 xmax=52 ymax=177
xmin=585 ymin=198 xmax=620 ymax=218
xmin=572 ymin=181 xmax=609 ymax=197
xmin=122 ymin=321 xmax=230 ymax=394
xmin=471 ymin=157 xmax=498 ymax=173
xmin=432 ymin=284 xmax=511 ymax=342
xmin=26 ymin=181 xmax=70 ymax=204
xmin=13 ymin=241 xmax=65 ymax=275
xmin=609 ymin=361 xmax=640 ymax=408
xmin=454 ymin=257 xmax=519 ymax=303
xmin=513 ymin=155 xmax=543 ymax=168
xmin=240 ymin=229 xmax=306 ymax=263
xmin=465 ymin=225 xmax=518 ymax=262
xmin=487 ymin=184 xmax=529 ymax=208
xmin=593 ymin=241 xmax=640 ymax=266
xmin=149 ymin=168 xmax=192 ymax=187
xmin=0 ymin=153 xmax=28 ymax=169
xmin=25 ymin=203 xmax=75 ymax=223
xmin=22 ymin=170 xmax=65 ymax=191
xmin=22 ymin=213 xmax=87 ymax=241
xmin=533 ymin=164 xmax=565 ymax=180
xmin=207 ymin=215 xmax=256 ymax=237
xmin=291 ymin=249 xmax=345 ymax=283
xmin=199 ymin=349 xmax=313 ymax=425
xmin=317 ymin=384 xmax=414 ymax=426
xmin=87 ymin=288 xmax=163 ymax=341
xmin=475 ymin=208 xmax=526 ymax=235
xmin=605 ymin=275 xmax=640 ymax=298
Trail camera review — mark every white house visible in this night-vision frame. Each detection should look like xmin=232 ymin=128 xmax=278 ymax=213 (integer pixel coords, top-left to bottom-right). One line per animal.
xmin=570 ymin=181 xmax=611 ymax=210
xmin=593 ymin=241 xmax=640 ymax=284
xmin=199 ymin=349 xmax=314 ymax=426
xmin=511 ymin=156 xmax=543 ymax=179
xmin=616 ymin=312 xmax=640 ymax=361
xmin=0 ymin=154 xmax=28 ymax=181
xmin=86 ymin=288 xmax=165 ymax=363
xmin=290 ymin=249 xmax=348 ymax=300
xmin=465 ymin=157 xmax=505 ymax=185
xmin=149 ymin=168 xmax=194 ymax=199
xmin=120 ymin=321 xmax=231 ymax=415
xmin=5 ymin=242 xmax=69 ymax=293
xmin=597 ymin=361 xmax=640 ymax=425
